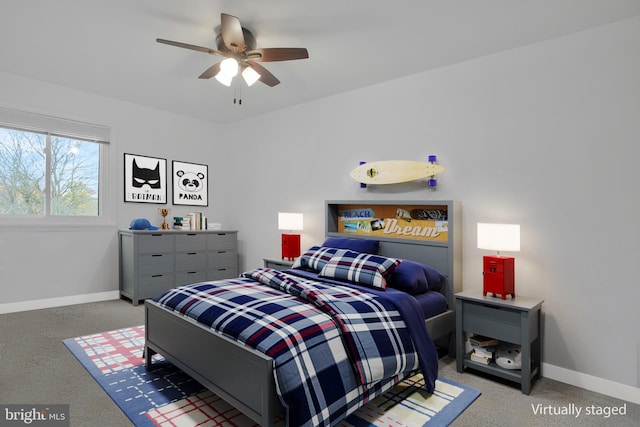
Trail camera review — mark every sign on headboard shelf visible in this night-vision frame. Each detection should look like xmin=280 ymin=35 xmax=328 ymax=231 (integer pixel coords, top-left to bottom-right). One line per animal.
xmin=335 ymin=203 xmax=449 ymax=242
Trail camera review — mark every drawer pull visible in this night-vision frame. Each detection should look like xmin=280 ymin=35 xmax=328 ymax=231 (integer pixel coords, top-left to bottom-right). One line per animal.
xmin=151 ymin=234 xmax=162 ymax=237
xmin=187 ymin=252 xmax=197 ymax=255
xmin=217 ymin=250 xmax=227 ymax=254
xmin=151 ymin=254 xmax=163 ymax=257
xmin=186 ymin=233 xmax=197 ymax=236
xmin=151 ymin=274 xmax=163 ymax=278
xmin=217 ymin=268 xmax=227 ymax=272
xmin=187 ymin=271 xmax=197 ymax=274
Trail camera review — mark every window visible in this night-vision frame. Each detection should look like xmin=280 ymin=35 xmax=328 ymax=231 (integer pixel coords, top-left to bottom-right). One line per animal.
xmin=0 ymin=107 xmax=109 ymax=221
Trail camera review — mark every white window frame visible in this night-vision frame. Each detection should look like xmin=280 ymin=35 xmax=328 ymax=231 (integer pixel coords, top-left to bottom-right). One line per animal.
xmin=0 ymin=107 xmax=111 ymax=227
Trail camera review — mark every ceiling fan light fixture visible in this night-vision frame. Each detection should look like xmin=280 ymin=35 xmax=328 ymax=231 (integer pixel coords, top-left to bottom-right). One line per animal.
xmin=242 ymin=66 xmax=261 ymax=86
xmin=215 ymin=72 xmax=233 ymax=86
xmin=219 ymin=57 xmax=239 ymax=77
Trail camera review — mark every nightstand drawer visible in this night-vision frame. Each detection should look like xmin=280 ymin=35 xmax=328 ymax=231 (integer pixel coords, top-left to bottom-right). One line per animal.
xmin=462 ymin=302 xmax=522 ymax=344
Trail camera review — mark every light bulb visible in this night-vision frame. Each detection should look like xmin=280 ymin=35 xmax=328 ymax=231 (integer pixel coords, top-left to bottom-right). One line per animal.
xmin=219 ymin=58 xmax=239 ymax=77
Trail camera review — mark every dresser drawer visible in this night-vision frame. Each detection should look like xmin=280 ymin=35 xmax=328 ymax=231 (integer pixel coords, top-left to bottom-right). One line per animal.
xmin=176 ymin=233 xmax=207 ymax=251
xmin=138 ymin=280 xmax=174 ymax=300
xmin=175 ymin=271 xmax=207 ymax=286
xmin=461 ymin=302 xmax=524 ymax=344
xmin=207 ymin=250 xmax=237 ymax=268
xmin=138 ymin=272 xmax=174 ymax=288
xmin=137 ymin=234 xmax=173 ymax=253
xmin=175 ymin=251 xmax=206 ymax=271
xmin=206 ymin=267 xmax=237 ymax=281
xmin=138 ymin=253 xmax=174 ymax=268
xmin=207 ymin=233 xmax=238 ymax=250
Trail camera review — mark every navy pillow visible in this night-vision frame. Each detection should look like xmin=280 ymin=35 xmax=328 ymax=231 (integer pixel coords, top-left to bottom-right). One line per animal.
xmin=321 ymin=237 xmax=379 ymax=254
xmin=387 ymin=259 xmax=445 ymax=294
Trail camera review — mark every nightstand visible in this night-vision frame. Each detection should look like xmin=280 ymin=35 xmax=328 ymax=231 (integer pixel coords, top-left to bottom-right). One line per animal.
xmin=455 ymin=289 xmax=543 ymax=394
xmin=263 ymin=258 xmax=294 ymax=270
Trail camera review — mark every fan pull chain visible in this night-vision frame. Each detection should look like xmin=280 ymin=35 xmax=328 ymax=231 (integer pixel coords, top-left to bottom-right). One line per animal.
xmin=232 ymin=82 xmax=243 ymax=105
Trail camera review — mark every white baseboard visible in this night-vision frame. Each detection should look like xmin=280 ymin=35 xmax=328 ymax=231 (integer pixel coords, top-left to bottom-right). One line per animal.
xmin=543 ymin=362 xmax=640 ymax=405
xmin=0 ymin=291 xmax=120 ymax=314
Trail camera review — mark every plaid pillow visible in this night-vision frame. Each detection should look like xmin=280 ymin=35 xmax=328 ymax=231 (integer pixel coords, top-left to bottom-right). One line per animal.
xmin=291 ymin=246 xmax=339 ymax=271
xmin=319 ymin=249 xmax=401 ymax=290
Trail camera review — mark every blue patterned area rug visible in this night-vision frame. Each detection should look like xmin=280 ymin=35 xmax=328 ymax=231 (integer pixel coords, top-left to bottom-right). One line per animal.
xmin=64 ymin=326 xmax=480 ymax=426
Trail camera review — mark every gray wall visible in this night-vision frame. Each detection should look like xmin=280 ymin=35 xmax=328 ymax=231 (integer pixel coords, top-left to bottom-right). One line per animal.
xmin=0 ymin=17 xmax=638 ymax=400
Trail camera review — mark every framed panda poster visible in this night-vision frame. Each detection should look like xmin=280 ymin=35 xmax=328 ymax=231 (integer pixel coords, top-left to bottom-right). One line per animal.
xmin=172 ymin=160 xmax=209 ymax=206
xmin=124 ymin=153 xmax=167 ymax=204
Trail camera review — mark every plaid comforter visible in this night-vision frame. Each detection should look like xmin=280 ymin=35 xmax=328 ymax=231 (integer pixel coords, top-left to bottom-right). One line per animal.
xmin=154 ymin=268 xmax=438 ymax=427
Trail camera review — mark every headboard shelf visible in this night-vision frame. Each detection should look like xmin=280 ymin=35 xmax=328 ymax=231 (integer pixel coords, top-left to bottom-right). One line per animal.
xmin=326 ymin=200 xmax=462 ymax=309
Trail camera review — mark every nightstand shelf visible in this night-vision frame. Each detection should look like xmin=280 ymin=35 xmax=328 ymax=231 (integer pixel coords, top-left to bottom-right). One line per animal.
xmin=455 ymin=289 xmax=543 ymax=394
xmin=462 ymin=351 xmax=539 ymax=383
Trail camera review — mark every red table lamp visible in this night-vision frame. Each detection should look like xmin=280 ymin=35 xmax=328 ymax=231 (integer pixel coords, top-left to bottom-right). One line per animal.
xmin=477 ymin=223 xmax=520 ymax=300
xmin=278 ymin=212 xmax=303 ymax=260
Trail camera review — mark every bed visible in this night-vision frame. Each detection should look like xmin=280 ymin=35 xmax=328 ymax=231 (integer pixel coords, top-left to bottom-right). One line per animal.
xmin=145 ymin=200 xmax=461 ymax=426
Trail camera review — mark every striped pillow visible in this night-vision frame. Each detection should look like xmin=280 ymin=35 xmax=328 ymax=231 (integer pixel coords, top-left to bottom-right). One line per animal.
xmin=319 ymin=249 xmax=401 ymax=289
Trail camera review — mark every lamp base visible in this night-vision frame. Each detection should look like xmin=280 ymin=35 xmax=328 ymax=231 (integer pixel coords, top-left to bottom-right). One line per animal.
xmin=281 ymin=233 xmax=300 ymax=261
xmin=482 ymin=255 xmax=515 ymax=300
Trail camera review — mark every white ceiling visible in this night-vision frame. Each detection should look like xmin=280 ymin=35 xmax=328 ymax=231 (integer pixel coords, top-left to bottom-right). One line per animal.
xmin=2 ymin=0 xmax=640 ymax=124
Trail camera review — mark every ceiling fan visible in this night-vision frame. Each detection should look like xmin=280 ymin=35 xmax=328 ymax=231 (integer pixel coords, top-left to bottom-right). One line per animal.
xmin=157 ymin=13 xmax=309 ymax=88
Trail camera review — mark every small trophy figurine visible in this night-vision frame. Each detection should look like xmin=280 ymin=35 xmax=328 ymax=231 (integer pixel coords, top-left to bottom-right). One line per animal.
xmin=158 ymin=208 xmax=171 ymax=230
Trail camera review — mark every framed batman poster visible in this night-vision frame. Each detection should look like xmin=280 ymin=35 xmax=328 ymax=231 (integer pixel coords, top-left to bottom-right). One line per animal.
xmin=124 ymin=153 xmax=167 ymax=204
xmin=172 ymin=160 xmax=208 ymax=206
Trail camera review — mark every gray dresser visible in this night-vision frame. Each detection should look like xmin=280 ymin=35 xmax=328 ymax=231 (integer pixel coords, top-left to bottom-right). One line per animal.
xmin=119 ymin=229 xmax=238 ymax=305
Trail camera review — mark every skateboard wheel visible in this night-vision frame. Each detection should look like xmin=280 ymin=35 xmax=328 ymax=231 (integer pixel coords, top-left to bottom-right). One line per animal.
xmin=428 ymin=155 xmax=437 ymax=163
xmin=428 ymin=179 xmax=438 ymax=187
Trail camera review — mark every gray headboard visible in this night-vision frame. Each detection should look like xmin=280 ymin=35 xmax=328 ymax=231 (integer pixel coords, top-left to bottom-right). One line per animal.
xmin=325 ymin=200 xmax=462 ymax=309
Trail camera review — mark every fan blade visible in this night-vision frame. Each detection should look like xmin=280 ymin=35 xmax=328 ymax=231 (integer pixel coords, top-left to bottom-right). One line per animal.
xmin=246 ymin=48 xmax=309 ymax=62
xmin=198 ymin=63 xmax=221 ymax=79
xmin=221 ymin=13 xmax=245 ymax=52
xmin=246 ymin=61 xmax=280 ymax=87
xmin=156 ymin=38 xmax=223 ymax=56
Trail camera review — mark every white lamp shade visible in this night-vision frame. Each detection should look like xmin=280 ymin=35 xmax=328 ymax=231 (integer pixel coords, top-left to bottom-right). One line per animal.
xmin=242 ymin=66 xmax=261 ymax=86
xmin=477 ymin=223 xmax=520 ymax=252
xmin=219 ymin=58 xmax=239 ymax=77
xmin=215 ymin=72 xmax=233 ymax=86
xmin=278 ymin=212 xmax=303 ymax=231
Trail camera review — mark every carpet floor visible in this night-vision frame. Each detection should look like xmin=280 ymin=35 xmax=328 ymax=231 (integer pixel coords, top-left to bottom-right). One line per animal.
xmin=2 ymin=299 xmax=638 ymax=426
xmin=63 ymin=325 xmax=481 ymax=426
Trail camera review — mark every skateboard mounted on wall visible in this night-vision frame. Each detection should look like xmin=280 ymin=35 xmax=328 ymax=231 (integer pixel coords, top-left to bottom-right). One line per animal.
xmin=350 ymin=155 xmax=444 ymax=188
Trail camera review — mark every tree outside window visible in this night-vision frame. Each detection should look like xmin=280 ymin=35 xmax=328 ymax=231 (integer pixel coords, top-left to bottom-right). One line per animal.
xmin=0 ymin=127 xmax=100 ymax=216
